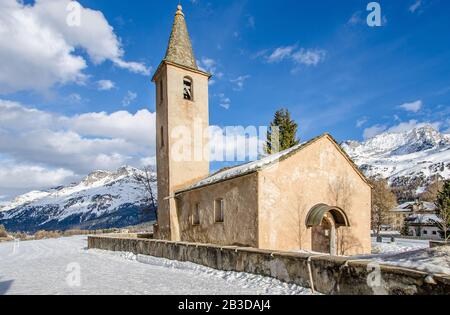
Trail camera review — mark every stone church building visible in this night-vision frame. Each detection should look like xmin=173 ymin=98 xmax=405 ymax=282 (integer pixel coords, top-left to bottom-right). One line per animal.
xmin=152 ymin=6 xmax=372 ymax=256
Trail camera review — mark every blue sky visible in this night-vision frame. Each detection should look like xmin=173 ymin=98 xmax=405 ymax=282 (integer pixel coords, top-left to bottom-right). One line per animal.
xmin=0 ymin=0 xmax=449 ymax=199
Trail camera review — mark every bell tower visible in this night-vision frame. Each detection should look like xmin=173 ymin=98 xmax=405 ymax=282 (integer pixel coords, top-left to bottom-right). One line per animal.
xmin=152 ymin=5 xmax=211 ymax=241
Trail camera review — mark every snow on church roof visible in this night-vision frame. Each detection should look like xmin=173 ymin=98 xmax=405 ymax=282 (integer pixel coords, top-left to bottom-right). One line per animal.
xmin=176 ymin=134 xmax=369 ymax=194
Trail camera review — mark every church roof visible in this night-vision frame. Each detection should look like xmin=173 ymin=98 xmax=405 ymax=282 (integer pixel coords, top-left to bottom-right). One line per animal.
xmin=176 ymin=134 xmax=371 ymax=195
xmin=164 ymin=5 xmax=197 ymax=70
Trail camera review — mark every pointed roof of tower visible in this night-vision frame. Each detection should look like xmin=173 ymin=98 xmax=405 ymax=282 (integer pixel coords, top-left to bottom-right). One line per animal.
xmin=164 ymin=5 xmax=198 ymax=70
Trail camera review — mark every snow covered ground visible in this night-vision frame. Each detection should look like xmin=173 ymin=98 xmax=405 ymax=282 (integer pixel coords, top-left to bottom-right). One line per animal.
xmin=371 ymin=237 xmax=430 ymax=255
xmin=364 ymin=238 xmax=450 ymax=275
xmin=0 ymin=236 xmax=314 ymax=295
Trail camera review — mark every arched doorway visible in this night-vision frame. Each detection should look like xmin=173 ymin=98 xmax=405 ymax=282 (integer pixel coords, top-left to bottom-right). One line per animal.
xmin=306 ymin=204 xmax=350 ymax=255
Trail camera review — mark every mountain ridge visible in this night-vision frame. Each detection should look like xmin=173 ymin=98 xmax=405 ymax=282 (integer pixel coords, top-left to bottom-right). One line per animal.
xmin=0 ymin=166 xmax=157 ymax=232
xmin=341 ymin=125 xmax=450 ymax=193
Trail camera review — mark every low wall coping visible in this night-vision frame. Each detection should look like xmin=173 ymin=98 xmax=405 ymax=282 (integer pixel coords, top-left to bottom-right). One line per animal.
xmin=87 ymin=235 xmax=450 ymax=295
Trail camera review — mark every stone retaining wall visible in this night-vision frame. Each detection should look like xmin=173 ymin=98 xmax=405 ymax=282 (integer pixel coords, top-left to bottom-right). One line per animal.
xmin=88 ymin=235 xmax=450 ymax=295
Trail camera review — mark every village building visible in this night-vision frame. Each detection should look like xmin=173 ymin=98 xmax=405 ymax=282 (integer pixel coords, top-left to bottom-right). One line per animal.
xmin=389 ymin=200 xmax=445 ymax=239
xmin=405 ymin=214 xmax=442 ymax=239
xmin=389 ymin=201 xmax=437 ymax=231
xmin=151 ymin=6 xmax=372 ymax=256
xmin=388 ymin=200 xmax=444 ymax=239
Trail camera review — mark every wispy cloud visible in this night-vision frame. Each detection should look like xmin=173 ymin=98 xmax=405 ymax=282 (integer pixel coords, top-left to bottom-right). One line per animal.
xmin=217 ymin=93 xmax=231 ymax=110
xmin=230 ymin=75 xmax=251 ymax=91
xmin=363 ymin=124 xmax=387 ymax=140
xmin=348 ymin=11 xmax=364 ymax=25
xmin=292 ymin=49 xmax=327 ymax=66
xmin=197 ymin=57 xmax=223 ymax=85
xmin=97 ymin=80 xmax=115 ymax=91
xmin=260 ymin=45 xmax=327 ymax=70
xmin=409 ymin=0 xmax=423 ymax=13
xmin=246 ymin=15 xmax=256 ymax=29
xmin=400 ymin=100 xmax=423 ymax=113
xmin=363 ymin=119 xmax=442 ymax=139
xmin=266 ymin=46 xmax=297 ymax=63
xmin=356 ymin=117 xmax=368 ymax=128
xmin=122 ymin=91 xmax=137 ymax=107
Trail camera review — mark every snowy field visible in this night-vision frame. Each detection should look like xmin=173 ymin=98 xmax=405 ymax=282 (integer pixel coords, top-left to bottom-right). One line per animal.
xmin=371 ymin=237 xmax=430 ymax=255
xmin=0 ymin=236 xmax=313 ymax=295
xmin=1 ymin=236 xmax=448 ymax=295
xmin=364 ymin=237 xmax=450 ymax=275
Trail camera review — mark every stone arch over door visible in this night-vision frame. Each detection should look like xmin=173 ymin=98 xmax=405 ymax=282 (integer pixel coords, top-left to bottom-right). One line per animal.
xmin=306 ymin=204 xmax=350 ymax=255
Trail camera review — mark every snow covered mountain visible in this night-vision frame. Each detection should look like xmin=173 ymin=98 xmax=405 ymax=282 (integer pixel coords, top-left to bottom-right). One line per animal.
xmin=0 ymin=166 xmax=157 ymax=232
xmin=342 ymin=125 xmax=450 ymax=190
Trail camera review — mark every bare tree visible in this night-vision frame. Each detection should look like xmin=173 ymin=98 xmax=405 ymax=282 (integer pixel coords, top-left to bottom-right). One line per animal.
xmin=0 ymin=224 xmax=8 ymax=238
xmin=285 ymin=194 xmax=307 ymax=250
xmin=420 ymin=176 xmax=444 ymax=202
xmin=370 ymin=178 xmax=397 ymax=241
xmin=329 ymin=176 xmax=362 ymax=255
xmin=134 ymin=166 xmax=158 ymax=221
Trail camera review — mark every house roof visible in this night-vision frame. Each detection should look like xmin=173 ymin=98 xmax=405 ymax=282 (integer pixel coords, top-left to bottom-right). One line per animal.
xmin=391 ymin=201 xmax=437 ymax=213
xmin=176 ymin=133 xmax=371 ymax=195
xmin=406 ymin=214 xmax=442 ymax=225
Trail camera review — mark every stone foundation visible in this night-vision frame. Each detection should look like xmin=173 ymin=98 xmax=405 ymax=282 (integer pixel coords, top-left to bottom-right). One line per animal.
xmin=88 ymin=235 xmax=450 ymax=295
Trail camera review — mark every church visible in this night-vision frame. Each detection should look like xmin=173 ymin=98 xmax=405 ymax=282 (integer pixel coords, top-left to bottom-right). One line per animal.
xmin=151 ymin=5 xmax=372 ymax=256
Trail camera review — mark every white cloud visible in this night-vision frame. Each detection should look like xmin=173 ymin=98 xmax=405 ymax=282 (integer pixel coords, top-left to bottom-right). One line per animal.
xmin=0 ymin=163 xmax=76 ymax=190
xmin=0 ymin=0 xmax=149 ymax=94
xmin=247 ymin=15 xmax=256 ymax=29
xmin=122 ymin=91 xmax=137 ymax=106
xmin=217 ymin=93 xmax=231 ymax=110
xmin=67 ymin=93 xmax=83 ymax=104
xmin=363 ymin=119 xmax=442 ymax=140
xmin=267 ymin=46 xmax=296 ymax=63
xmin=363 ymin=125 xmax=387 ymax=140
xmin=387 ymin=120 xmax=441 ymax=133
xmin=348 ymin=11 xmax=364 ymax=25
xmin=0 ymin=99 xmax=156 ymax=180
xmin=292 ymin=49 xmax=327 ymax=66
xmin=0 ymin=99 xmax=275 ymax=198
xmin=197 ymin=57 xmax=223 ymax=85
xmin=356 ymin=117 xmax=368 ymax=128
xmin=409 ymin=0 xmax=422 ymax=13
xmin=263 ymin=45 xmax=326 ymax=68
xmin=400 ymin=100 xmax=423 ymax=113
xmin=97 ymin=80 xmax=115 ymax=91
xmin=230 ymin=75 xmax=251 ymax=91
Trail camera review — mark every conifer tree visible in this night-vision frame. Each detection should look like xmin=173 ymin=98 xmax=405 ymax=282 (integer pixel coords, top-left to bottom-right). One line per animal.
xmin=435 ymin=180 xmax=450 ymax=241
xmin=265 ymin=108 xmax=300 ymax=154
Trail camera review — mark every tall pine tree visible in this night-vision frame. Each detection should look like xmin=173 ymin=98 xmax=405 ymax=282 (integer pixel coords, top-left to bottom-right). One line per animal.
xmin=435 ymin=180 xmax=450 ymax=241
xmin=265 ymin=108 xmax=300 ymax=154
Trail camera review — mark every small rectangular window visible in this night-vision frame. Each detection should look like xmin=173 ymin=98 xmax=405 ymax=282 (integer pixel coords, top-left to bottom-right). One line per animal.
xmin=432 ymin=231 xmax=437 ymax=235
xmin=192 ymin=203 xmax=200 ymax=226
xmin=160 ymin=126 xmax=164 ymax=148
xmin=214 ymin=199 xmax=224 ymax=223
xmin=159 ymin=81 xmax=163 ymax=102
xmin=183 ymin=77 xmax=193 ymax=100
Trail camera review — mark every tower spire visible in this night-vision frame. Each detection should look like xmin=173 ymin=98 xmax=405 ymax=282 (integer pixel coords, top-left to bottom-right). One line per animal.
xmin=164 ymin=5 xmax=198 ymax=70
